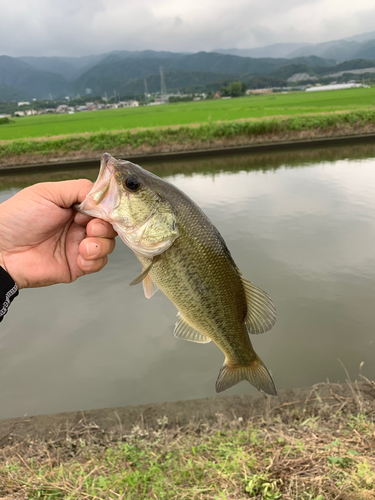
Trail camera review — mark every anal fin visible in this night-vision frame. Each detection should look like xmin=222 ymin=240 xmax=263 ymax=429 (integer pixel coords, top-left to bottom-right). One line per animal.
xmin=241 ymin=277 xmax=277 ymax=334
xmin=174 ymin=313 xmax=211 ymax=344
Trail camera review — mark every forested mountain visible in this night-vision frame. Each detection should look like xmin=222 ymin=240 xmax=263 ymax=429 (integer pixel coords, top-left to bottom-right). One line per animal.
xmin=0 ymin=56 xmax=67 ymax=99
xmin=0 ymin=82 xmax=30 ymax=101
xmin=213 ymin=43 xmax=310 ymax=59
xmin=69 ymin=52 xmax=334 ymax=96
xmin=287 ymin=37 xmax=375 ymax=61
xmin=217 ymin=31 xmax=375 ymax=61
xmin=2 ymin=31 xmax=375 ymax=102
xmin=18 ymin=54 xmax=108 ymax=81
xmin=109 ymin=71 xmax=240 ymax=95
xmin=19 ymin=50 xmax=190 ymax=81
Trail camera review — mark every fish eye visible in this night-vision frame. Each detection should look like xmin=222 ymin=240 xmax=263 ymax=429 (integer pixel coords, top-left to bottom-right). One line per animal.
xmin=124 ymin=176 xmax=141 ymax=192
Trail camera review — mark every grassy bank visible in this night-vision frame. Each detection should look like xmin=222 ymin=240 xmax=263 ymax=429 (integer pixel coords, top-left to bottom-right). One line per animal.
xmin=1 ymin=378 xmax=374 ymax=499
xmin=2 ymin=110 xmax=375 ymax=167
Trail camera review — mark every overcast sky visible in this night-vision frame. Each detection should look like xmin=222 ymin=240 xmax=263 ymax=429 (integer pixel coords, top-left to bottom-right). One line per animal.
xmin=2 ymin=0 xmax=375 ymax=57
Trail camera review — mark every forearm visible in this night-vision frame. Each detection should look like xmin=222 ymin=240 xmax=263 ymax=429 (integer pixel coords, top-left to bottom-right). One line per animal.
xmin=0 ymin=266 xmax=19 ymax=322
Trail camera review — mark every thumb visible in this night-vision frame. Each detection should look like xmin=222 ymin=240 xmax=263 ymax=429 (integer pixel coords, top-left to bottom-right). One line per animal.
xmin=32 ymin=179 xmax=93 ymax=209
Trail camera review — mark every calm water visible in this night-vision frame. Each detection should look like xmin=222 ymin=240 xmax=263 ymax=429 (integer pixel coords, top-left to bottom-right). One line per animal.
xmin=0 ymin=145 xmax=375 ymax=419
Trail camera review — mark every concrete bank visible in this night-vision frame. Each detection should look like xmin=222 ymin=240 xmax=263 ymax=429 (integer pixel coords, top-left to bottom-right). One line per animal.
xmin=1 ymin=132 xmax=375 ymax=175
xmin=0 ymin=382 xmax=373 ymax=443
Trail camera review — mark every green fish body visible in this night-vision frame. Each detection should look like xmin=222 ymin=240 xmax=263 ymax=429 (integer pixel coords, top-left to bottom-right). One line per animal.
xmin=77 ymin=153 xmax=277 ymax=395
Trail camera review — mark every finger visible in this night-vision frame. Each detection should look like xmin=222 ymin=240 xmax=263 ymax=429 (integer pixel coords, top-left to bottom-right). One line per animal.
xmin=79 ymin=237 xmax=116 ymax=260
xmin=77 ymin=255 xmax=108 ymax=274
xmin=86 ymin=219 xmax=118 ymax=239
xmin=74 ymin=212 xmax=94 ymax=226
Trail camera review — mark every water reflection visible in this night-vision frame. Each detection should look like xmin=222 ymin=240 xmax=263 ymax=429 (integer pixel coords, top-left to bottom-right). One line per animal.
xmin=0 ymin=144 xmax=374 ymax=419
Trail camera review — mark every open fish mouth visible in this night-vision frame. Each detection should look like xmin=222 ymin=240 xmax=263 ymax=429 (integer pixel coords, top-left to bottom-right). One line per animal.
xmin=76 ymin=153 xmax=121 ymax=221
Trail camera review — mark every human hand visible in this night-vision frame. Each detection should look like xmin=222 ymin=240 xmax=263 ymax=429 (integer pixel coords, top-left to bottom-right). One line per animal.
xmin=0 ymin=179 xmax=117 ymax=289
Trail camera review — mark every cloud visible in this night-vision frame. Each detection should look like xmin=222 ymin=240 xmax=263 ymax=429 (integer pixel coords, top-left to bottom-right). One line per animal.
xmin=1 ymin=0 xmax=375 ymax=57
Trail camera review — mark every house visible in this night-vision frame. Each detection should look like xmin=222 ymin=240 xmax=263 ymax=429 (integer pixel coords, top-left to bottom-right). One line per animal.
xmin=85 ymin=102 xmax=96 ymax=111
xmin=118 ymin=100 xmax=139 ymax=108
xmin=56 ymin=105 xmax=69 ymax=113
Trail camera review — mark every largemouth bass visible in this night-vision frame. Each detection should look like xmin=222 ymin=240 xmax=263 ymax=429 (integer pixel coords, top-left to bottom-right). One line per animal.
xmin=76 ymin=153 xmax=277 ymax=395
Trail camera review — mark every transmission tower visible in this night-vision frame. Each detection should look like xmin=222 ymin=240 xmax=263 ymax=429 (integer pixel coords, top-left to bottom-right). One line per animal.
xmin=159 ymin=66 xmax=167 ymax=101
xmin=144 ymin=77 xmax=149 ymax=96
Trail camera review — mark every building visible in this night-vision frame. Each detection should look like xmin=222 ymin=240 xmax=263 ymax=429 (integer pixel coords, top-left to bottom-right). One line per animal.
xmin=306 ymin=83 xmax=368 ymax=92
xmin=149 ymin=98 xmax=166 ymax=105
xmin=118 ymin=100 xmax=139 ymax=108
xmin=246 ymin=88 xmax=273 ymax=95
xmin=85 ymin=102 xmax=96 ymax=111
xmin=56 ymin=105 xmax=69 ymax=113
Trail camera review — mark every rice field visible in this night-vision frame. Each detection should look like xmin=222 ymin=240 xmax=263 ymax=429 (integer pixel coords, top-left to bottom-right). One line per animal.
xmin=1 ymin=87 xmax=375 ymax=141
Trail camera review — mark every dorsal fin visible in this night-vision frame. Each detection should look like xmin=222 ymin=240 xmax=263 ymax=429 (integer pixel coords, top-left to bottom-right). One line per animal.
xmin=174 ymin=313 xmax=211 ymax=343
xmin=241 ymin=277 xmax=277 ymax=334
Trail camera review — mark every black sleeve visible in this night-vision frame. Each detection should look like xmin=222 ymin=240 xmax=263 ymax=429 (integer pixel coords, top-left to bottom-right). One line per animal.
xmin=0 ymin=266 xmax=19 ymax=322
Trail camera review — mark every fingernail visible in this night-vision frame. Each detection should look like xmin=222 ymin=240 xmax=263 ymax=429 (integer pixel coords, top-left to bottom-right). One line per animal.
xmin=86 ymin=242 xmax=100 ymax=257
xmin=91 ymin=222 xmax=107 ymax=237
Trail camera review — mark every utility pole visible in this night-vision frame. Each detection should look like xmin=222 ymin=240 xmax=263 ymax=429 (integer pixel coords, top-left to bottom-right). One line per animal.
xmin=144 ymin=77 xmax=149 ymax=96
xmin=160 ymin=66 xmax=167 ymax=102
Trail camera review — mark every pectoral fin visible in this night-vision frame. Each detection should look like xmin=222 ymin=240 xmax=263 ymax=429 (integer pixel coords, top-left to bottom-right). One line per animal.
xmin=129 ymin=255 xmax=160 ymax=299
xmin=129 ymin=261 xmax=154 ymax=286
xmin=174 ymin=313 xmax=211 ymax=343
xmin=241 ymin=277 xmax=277 ymax=334
xmin=129 ymin=254 xmax=161 ymax=286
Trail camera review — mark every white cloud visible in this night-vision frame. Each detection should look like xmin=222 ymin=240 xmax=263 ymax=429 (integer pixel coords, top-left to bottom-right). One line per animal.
xmin=1 ymin=0 xmax=375 ymax=56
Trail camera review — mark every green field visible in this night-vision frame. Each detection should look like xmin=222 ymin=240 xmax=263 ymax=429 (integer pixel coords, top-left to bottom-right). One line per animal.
xmin=1 ymin=88 xmax=375 ymax=141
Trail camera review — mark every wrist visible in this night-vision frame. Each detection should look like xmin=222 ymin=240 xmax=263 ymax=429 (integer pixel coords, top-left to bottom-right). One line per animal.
xmin=0 ymin=251 xmax=7 ymax=274
xmin=0 ymin=252 xmax=22 ymax=290
xmin=0 ymin=265 xmax=19 ymax=322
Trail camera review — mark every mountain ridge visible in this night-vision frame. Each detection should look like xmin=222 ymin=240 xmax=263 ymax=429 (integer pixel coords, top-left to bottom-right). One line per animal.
xmin=2 ymin=30 xmax=375 ymax=102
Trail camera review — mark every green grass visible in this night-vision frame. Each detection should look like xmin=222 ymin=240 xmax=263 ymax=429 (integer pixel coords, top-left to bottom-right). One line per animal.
xmin=1 ymin=403 xmax=374 ymax=499
xmin=2 ymin=87 xmax=375 ymax=140
xmin=2 ymin=109 xmax=375 ymax=161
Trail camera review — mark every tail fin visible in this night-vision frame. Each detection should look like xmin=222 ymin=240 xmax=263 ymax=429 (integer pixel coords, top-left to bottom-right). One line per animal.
xmin=215 ymin=357 xmax=277 ymax=396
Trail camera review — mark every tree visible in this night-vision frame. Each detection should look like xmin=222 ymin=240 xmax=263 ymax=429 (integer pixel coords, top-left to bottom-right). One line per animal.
xmin=221 ymin=81 xmax=247 ymax=97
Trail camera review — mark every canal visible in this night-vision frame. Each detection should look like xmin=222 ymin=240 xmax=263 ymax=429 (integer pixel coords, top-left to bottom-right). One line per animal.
xmin=0 ymin=143 xmax=374 ymax=419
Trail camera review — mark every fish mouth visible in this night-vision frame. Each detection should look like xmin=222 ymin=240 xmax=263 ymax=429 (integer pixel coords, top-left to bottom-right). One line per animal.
xmin=78 ymin=153 xmax=120 ymax=221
